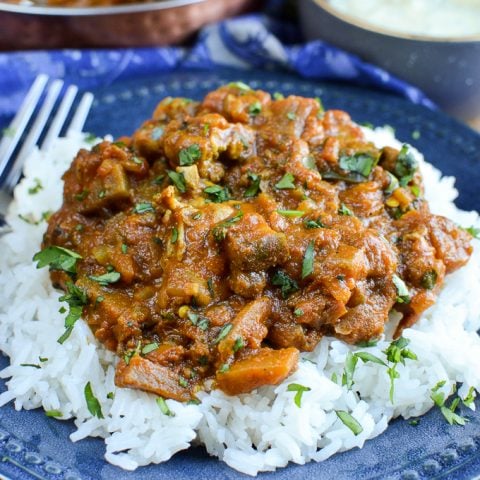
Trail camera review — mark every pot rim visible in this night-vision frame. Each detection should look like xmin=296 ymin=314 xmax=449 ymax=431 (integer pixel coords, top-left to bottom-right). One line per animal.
xmin=0 ymin=0 xmax=202 ymax=16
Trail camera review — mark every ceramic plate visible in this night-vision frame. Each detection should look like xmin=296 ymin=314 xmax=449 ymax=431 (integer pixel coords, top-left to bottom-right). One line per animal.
xmin=0 ymin=68 xmax=479 ymax=480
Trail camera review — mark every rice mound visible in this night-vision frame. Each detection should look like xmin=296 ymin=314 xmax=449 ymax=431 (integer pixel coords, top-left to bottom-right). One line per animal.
xmin=0 ymin=127 xmax=479 ymax=476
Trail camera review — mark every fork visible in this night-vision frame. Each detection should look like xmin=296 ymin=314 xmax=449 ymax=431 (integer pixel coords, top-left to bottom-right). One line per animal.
xmin=0 ymin=75 xmax=94 ymax=232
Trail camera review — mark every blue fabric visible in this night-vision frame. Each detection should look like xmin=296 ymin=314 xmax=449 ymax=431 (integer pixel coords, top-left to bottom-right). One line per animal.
xmin=0 ymin=13 xmax=435 ymax=119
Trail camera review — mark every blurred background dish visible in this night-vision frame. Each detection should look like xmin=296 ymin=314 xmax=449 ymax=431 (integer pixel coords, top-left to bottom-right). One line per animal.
xmin=0 ymin=0 xmax=260 ymax=50
xmin=298 ymin=0 xmax=480 ymax=126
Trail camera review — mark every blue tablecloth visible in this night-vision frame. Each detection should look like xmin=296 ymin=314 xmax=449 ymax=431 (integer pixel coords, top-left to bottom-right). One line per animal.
xmin=0 ymin=12 xmax=434 ymax=119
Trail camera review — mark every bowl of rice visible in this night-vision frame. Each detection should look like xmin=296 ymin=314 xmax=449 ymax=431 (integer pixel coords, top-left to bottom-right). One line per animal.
xmin=298 ymin=0 xmax=480 ymax=126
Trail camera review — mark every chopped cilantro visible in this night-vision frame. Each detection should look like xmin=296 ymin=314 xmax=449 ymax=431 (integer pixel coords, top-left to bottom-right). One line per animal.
xmin=212 ymin=212 xmax=244 ymax=242
xmin=33 ymin=246 xmax=82 ymax=275
xmin=248 ymin=101 xmax=262 ymax=116
xmin=88 ymin=271 xmax=121 ymax=286
xmin=273 ymin=92 xmax=284 ymax=100
xmin=84 ymin=382 xmax=104 ymax=419
xmin=171 ymin=227 xmax=179 ymax=244
xmin=244 ymin=172 xmax=261 ymax=197
xmin=233 ymin=337 xmax=245 ymax=353
xmin=338 ymin=152 xmax=377 ymax=178
xmin=277 ymin=209 xmax=305 ymax=218
xmin=214 ymin=323 xmax=233 ymax=344
xmin=56 ymin=282 xmax=88 ymax=344
xmin=204 ymin=185 xmax=230 ymax=203
xmin=133 ymin=202 xmax=155 ymax=214
xmin=421 ymin=270 xmax=438 ymax=290
xmin=304 ymin=218 xmax=325 ymax=229
xmin=156 ymin=396 xmax=174 ymax=416
xmin=287 ymin=383 xmax=311 ymax=407
xmin=272 ymin=270 xmax=299 ymax=298
xmin=335 ymin=410 xmax=363 ymax=435
xmin=301 ymin=240 xmax=315 ymax=279
xmin=167 ymin=170 xmax=187 ymax=193
xmin=141 ymin=342 xmax=159 ymax=355
xmin=395 ymin=144 xmax=418 ymax=186
xmin=392 ymin=274 xmax=410 ymax=303
xmin=294 ymin=308 xmax=304 ymax=317
xmin=286 ymin=112 xmax=296 ymax=120
xmin=28 ymin=178 xmax=43 ymax=195
xmin=45 ymin=410 xmax=62 ymax=418
xmin=121 ymin=243 xmax=128 ymax=254
xmin=275 ymin=173 xmax=296 ymax=190
xmin=338 ymin=204 xmax=353 ymax=216
xmin=179 ymin=144 xmax=201 ymax=166
xmin=342 ymin=351 xmax=358 ymax=390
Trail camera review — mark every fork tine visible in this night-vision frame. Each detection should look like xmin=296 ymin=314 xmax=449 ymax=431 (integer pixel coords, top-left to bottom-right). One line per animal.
xmin=3 ymin=80 xmax=64 ymax=191
xmin=41 ymin=84 xmax=78 ymax=152
xmin=0 ymin=74 xmax=49 ymax=178
xmin=67 ymin=92 xmax=94 ymax=135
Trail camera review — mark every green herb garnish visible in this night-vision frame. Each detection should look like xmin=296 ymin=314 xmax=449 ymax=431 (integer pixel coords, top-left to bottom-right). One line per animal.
xmin=335 ymin=410 xmax=363 ymax=435
xmin=272 ymin=270 xmax=299 ymax=298
xmin=57 ymin=283 xmax=88 ymax=344
xmin=141 ymin=342 xmax=159 ymax=355
xmin=171 ymin=227 xmax=179 ymax=244
xmin=275 ymin=173 xmax=295 ymax=190
xmin=33 ymin=246 xmax=82 ymax=275
xmin=212 ymin=212 xmax=244 ymax=242
xmin=88 ymin=271 xmax=121 ymax=286
xmin=287 ymin=383 xmax=311 ymax=407
xmin=277 ymin=209 xmax=304 ymax=218
xmin=338 ymin=153 xmax=377 ymax=178
xmin=248 ymin=101 xmax=262 ymax=116
xmin=167 ymin=170 xmax=187 ymax=193
xmin=245 ymin=172 xmax=261 ymax=197
xmin=421 ymin=270 xmax=438 ymax=290
xmin=28 ymin=178 xmax=43 ymax=195
xmin=179 ymin=144 xmax=201 ymax=166
xmin=204 ymin=185 xmax=230 ymax=203
xmin=338 ymin=204 xmax=353 ymax=216
xmin=392 ymin=274 xmax=410 ymax=303
xmin=215 ymin=323 xmax=233 ymax=344
xmin=301 ymin=240 xmax=315 ymax=279
xmin=156 ymin=396 xmax=174 ymax=416
xmin=395 ymin=144 xmax=418 ymax=186
xmin=84 ymin=382 xmax=104 ymax=419
xmin=233 ymin=337 xmax=245 ymax=352
xmin=133 ymin=202 xmax=155 ymax=214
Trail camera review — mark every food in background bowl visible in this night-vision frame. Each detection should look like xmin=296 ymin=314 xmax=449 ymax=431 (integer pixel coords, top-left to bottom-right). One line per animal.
xmin=0 ymin=83 xmax=479 ymax=475
xmin=298 ymin=0 xmax=480 ymax=123
xmin=327 ymin=0 xmax=480 ymax=38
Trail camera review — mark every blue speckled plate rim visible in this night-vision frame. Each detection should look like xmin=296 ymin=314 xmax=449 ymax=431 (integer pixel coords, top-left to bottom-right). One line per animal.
xmin=0 ymin=67 xmax=479 ymax=480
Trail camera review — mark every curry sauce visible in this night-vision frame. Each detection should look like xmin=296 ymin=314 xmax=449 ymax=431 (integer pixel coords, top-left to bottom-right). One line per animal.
xmin=40 ymin=84 xmax=473 ymax=401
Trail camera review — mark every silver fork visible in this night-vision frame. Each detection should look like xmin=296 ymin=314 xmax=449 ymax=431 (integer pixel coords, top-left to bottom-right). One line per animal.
xmin=0 ymin=74 xmax=94 ymax=231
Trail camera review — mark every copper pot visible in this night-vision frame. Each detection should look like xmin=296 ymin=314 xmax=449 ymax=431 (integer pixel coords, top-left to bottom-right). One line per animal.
xmin=0 ymin=0 xmax=261 ymax=50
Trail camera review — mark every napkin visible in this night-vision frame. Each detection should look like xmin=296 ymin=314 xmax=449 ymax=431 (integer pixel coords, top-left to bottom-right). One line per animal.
xmin=0 ymin=12 xmax=434 ymax=120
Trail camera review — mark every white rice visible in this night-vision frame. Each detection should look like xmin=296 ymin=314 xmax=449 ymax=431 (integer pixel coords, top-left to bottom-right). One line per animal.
xmin=0 ymin=127 xmax=479 ymax=476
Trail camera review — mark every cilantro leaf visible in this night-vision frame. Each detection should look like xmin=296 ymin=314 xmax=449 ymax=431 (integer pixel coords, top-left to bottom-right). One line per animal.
xmin=88 ymin=271 xmax=121 ymax=286
xmin=179 ymin=144 xmax=201 ymax=166
xmin=84 ymin=381 xmax=104 ymax=419
xmin=33 ymin=246 xmax=82 ymax=275
xmin=167 ymin=170 xmax=187 ymax=193
xmin=393 ymin=274 xmax=410 ymax=303
xmin=272 ymin=270 xmax=299 ymax=298
xmin=335 ymin=410 xmax=363 ymax=435
xmin=275 ymin=173 xmax=296 ymax=190
xmin=287 ymin=383 xmax=311 ymax=407
xmin=204 ymin=185 xmax=230 ymax=203
xmin=244 ymin=172 xmax=261 ymax=197
xmin=301 ymin=240 xmax=315 ymax=279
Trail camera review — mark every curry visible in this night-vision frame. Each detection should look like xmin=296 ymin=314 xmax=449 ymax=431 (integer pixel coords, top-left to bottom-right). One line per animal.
xmin=39 ymin=84 xmax=472 ymax=401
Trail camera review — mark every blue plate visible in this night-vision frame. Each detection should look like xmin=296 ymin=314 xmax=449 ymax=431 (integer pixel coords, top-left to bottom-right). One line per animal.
xmin=1 ymin=68 xmax=479 ymax=480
